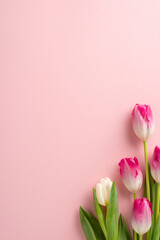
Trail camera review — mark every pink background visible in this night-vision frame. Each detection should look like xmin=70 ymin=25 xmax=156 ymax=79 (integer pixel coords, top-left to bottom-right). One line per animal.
xmin=1 ymin=0 xmax=160 ymax=239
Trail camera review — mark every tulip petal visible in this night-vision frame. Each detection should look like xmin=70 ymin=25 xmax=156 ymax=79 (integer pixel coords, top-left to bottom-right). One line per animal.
xmin=132 ymin=198 xmax=152 ymax=235
xmin=118 ymin=158 xmax=143 ymax=193
xmin=100 ymin=178 xmax=111 ymax=205
xmin=151 ymin=146 xmax=160 ymax=183
xmin=96 ymin=183 xmax=105 ymax=206
xmin=132 ymin=104 xmax=155 ymax=141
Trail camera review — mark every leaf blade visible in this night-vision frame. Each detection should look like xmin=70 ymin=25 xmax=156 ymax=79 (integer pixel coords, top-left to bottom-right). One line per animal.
xmin=106 ymin=181 xmax=118 ymax=240
xmin=79 ymin=206 xmax=105 ymax=240
xmin=93 ymin=188 xmax=108 ymax=240
xmin=151 ymin=214 xmax=160 ymax=240
xmin=118 ymin=214 xmax=127 ymax=240
xmin=120 ymin=214 xmax=132 ymax=240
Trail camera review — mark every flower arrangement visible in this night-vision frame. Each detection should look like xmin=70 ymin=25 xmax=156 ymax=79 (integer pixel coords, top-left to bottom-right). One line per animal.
xmin=79 ymin=104 xmax=160 ymax=240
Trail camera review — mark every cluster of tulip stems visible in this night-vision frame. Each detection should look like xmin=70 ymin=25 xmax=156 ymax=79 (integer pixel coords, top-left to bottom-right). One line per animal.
xmin=80 ymin=104 xmax=160 ymax=240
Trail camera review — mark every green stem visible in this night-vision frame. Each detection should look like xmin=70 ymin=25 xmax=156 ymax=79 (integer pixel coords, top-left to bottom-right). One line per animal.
xmin=144 ymin=141 xmax=150 ymax=201
xmin=139 ymin=235 xmax=142 ymax=240
xmin=134 ymin=231 xmax=137 ymax=240
xmin=156 ymin=183 xmax=160 ymax=221
xmin=159 ymin=186 xmax=160 ymax=209
xmin=144 ymin=141 xmax=151 ymax=240
xmin=133 ymin=193 xmax=137 ymax=240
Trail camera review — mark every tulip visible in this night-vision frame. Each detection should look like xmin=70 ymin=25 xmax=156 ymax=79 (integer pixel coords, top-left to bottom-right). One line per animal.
xmin=132 ymin=104 xmax=155 ymax=142
xmin=151 ymin=146 xmax=160 ymax=183
xmin=132 ymin=104 xmax=155 ymax=202
xmin=96 ymin=177 xmax=112 ymax=206
xmin=151 ymin=146 xmax=160 ymax=221
xmin=118 ymin=157 xmax=143 ymax=194
xmin=132 ymin=198 xmax=152 ymax=236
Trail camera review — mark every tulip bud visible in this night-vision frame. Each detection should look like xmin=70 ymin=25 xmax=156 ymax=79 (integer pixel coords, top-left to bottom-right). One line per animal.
xmin=118 ymin=157 xmax=143 ymax=193
xmin=96 ymin=177 xmax=112 ymax=206
xmin=151 ymin=146 xmax=160 ymax=183
xmin=132 ymin=198 xmax=152 ymax=235
xmin=132 ymin=104 xmax=155 ymax=142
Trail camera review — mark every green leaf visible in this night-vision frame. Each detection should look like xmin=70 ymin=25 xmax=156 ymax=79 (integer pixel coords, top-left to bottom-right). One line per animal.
xmin=151 ymin=214 xmax=160 ymax=240
xmin=150 ymin=181 xmax=157 ymax=239
xmin=120 ymin=214 xmax=132 ymax=240
xmin=147 ymin=166 xmax=157 ymax=240
xmin=106 ymin=181 xmax=118 ymax=240
xmin=79 ymin=206 xmax=105 ymax=240
xmin=118 ymin=214 xmax=127 ymax=240
xmin=93 ymin=188 xmax=108 ymax=240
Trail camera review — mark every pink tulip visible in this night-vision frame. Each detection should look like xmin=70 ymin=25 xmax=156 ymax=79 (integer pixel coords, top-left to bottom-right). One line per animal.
xmin=132 ymin=198 xmax=152 ymax=235
xmin=132 ymin=104 xmax=155 ymax=142
xmin=151 ymin=146 xmax=160 ymax=183
xmin=118 ymin=157 xmax=143 ymax=193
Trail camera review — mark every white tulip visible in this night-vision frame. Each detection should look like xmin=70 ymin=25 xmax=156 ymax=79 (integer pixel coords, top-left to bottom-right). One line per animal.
xmin=96 ymin=177 xmax=112 ymax=206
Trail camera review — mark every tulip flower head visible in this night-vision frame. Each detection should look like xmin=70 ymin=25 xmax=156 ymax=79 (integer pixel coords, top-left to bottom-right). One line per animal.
xmin=132 ymin=198 xmax=152 ymax=235
xmin=132 ymin=104 xmax=155 ymax=142
xmin=151 ymin=146 xmax=160 ymax=183
xmin=118 ymin=157 xmax=143 ymax=193
xmin=96 ymin=177 xmax=112 ymax=206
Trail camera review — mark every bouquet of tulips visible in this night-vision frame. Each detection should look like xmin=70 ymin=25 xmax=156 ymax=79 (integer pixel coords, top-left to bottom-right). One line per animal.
xmin=79 ymin=104 xmax=160 ymax=240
